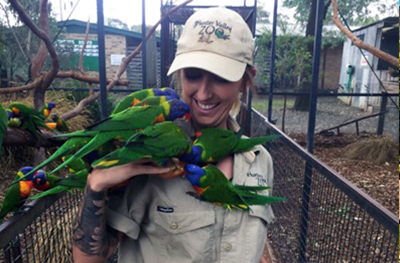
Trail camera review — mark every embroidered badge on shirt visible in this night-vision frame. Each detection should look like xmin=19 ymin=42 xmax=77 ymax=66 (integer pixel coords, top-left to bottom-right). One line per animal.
xmin=246 ymin=172 xmax=267 ymax=186
xmin=157 ymin=206 xmax=174 ymax=213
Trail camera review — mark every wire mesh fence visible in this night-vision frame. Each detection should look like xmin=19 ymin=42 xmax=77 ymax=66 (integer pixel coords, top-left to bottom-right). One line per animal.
xmin=250 ymin=108 xmax=398 ymax=263
xmin=0 ymin=104 xmax=397 ymax=263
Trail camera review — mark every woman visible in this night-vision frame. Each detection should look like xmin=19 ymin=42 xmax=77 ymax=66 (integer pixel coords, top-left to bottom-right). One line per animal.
xmin=72 ymin=6 xmax=275 ymax=263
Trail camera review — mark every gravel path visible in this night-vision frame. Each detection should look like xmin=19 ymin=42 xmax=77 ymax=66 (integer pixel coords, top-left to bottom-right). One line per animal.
xmin=255 ymin=96 xmax=399 ymax=141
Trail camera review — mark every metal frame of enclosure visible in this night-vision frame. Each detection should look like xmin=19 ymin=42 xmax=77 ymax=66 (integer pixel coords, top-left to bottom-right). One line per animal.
xmin=0 ymin=0 xmax=397 ymax=262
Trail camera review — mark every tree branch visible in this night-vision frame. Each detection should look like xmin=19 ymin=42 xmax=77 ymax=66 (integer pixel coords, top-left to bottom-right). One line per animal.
xmin=331 ymin=0 xmax=399 ymax=67
xmin=62 ymin=0 xmax=194 ymax=121
xmin=0 ymin=77 xmax=42 ymax=93
xmin=79 ymin=18 xmax=91 ymax=74
xmin=2 ymin=128 xmax=58 ymax=147
xmin=56 ymin=70 xmax=129 ymax=85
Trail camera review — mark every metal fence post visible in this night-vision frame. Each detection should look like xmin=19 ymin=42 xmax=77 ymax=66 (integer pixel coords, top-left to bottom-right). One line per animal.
xmin=376 ymin=92 xmax=387 ymax=135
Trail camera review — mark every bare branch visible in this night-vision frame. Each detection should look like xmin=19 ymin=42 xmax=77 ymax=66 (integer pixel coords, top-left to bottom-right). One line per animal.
xmin=56 ymin=70 xmax=129 ymax=85
xmin=79 ymin=18 xmax=91 ymax=73
xmin=8 ymin=0 xmax=59 ymax=88
xmin=0 ymin=77 xmax=42 ymax=93
xmin=0 ymin=2 xmax=30 ymax=63
xmin=62 ymin=0 xmax=194 ymax=121
xmin=2 ymin=128 xmax=58 ymax=147
xmin=331 ymin=0 xmax=399 ymax=67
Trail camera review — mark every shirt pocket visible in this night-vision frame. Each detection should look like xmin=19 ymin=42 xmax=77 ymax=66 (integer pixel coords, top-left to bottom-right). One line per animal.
xmin=154 ymin=208 xmax=215 ymax=262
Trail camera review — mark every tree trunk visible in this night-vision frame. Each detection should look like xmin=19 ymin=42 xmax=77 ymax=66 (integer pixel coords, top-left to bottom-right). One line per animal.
xmin=292 ymin=0 xmax=317 ymax=111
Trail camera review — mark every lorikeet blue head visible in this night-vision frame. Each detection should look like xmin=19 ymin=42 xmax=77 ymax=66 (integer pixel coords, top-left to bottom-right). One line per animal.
xmin=153 ymin=88 xmax=167 ymax=96
xmin=6 ymin=108 xmax=13 ymax=119
xmin=184 ymin=164 xmax=205 ymax=187
xmin=32 ymin=170 xmax=47 ymax=186
xmin=17 ymin=166 xmax=35 ymax=181
xmin=161 ymin=88 xmax=179 ymax=100
xmin=47 ymin=102 xmax=56 ymax=111
xmin=179 ymin=145 xmax=202 ymax=164
xmin=165 ymin=100 xmax=190 ymax=121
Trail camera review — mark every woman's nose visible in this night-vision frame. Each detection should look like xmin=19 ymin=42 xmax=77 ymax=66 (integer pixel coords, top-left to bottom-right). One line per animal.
xmin=196 ymin=75 xmax=213 ymax=100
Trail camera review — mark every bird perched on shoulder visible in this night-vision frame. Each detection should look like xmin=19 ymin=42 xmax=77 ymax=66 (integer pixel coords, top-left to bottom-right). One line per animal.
xmin=40 ymin=102 xmax=56 ymax=118
xmin=0 ymin=166 xmax=35 ymax=220
xmin=31 ymin=169 xmax=88 ymax=198
xmin=184 ymin=164 xmax=286 ymax=211
xmin=134 ymin=95 xmax=174 ymax=107
xmin=112 ymin=88 xmax=167 ymax=114
xmin=16 ymin=99 xmax=190 ymax=182
xmin=91 ymin=121 xmax=191 ymax=169
xmin=180 ymin=128 xmax=280 ymax=164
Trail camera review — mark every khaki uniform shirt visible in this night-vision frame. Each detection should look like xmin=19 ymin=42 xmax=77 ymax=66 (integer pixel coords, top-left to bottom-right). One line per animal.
xmin=106 ymin=117 xmax=275 ymax=263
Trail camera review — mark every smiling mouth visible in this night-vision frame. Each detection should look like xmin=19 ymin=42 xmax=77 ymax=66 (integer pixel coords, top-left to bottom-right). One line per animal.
xmin=196 ymin=100 xmax=219 ymax=110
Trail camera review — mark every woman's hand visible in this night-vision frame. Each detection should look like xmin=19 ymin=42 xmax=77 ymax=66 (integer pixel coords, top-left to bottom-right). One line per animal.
xmin=88 ymin=159 xmax=172 ymax=191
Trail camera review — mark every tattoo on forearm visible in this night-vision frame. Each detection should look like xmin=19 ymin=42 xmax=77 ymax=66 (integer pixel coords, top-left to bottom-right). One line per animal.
xmin=73 ymin=185 xmax=119 ymax=257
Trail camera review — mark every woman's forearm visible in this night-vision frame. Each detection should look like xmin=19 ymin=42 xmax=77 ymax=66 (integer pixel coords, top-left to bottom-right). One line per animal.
xmin=72 ymin=185 xmax=119 ymax=262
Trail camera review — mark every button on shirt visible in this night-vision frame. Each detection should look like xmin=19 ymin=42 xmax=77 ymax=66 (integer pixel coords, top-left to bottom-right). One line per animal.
xmin=106 ymin=117 xmax=275 ymax=263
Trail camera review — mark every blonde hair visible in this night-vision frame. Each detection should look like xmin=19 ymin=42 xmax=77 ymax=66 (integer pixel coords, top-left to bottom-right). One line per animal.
xmin=170 ymin=67 xmax=256 ymax=118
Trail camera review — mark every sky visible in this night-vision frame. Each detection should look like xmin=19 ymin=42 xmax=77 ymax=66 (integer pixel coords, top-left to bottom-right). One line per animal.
xmin=49 ymin=0 xmax=296 ymax=26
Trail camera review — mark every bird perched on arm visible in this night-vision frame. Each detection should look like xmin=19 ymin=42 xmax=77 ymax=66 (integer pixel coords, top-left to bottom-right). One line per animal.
xmin=180 ymin=128 xmax=281 ymax=164
xmin=184 ymin=164 xmax=286 ymax=211
xmin=91 ymin=121 xmax=191 ymax=169
xmin=16 ymin=99 xmax=190 ymax=182
xmin=0 ymin=166 xmax=35 ymax=221
xmin=30 ymin=169 xmax=89 ymax=198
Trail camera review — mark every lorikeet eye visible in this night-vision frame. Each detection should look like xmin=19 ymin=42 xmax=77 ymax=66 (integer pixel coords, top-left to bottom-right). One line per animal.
xmin=188 ymin=171 xmax=194 ymax=175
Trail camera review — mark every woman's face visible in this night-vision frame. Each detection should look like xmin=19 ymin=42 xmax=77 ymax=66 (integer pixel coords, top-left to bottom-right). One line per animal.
xmin=180 ymin=68 xmax=245 ymax=130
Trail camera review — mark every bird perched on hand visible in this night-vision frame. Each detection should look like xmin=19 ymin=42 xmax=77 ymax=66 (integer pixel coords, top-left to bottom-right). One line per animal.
xmin=7 ymin=102 xmax=54 ymax=139
xmin=0 ymin=166 xmax=35 ymax=220
xmin=92 ymin=121 xmax=191 ymax=169
xmin=184 ymin=164 xmax=286 ymax=211
xmin=16 ymin=99 xmax=190 ymax=182
xmin=40 ymin=102 xmax=56 ymax=118
xmin=180 ymin=128 xmax=281 ymax=164
xmin=31 ymin=169 xmax=88 ymax=198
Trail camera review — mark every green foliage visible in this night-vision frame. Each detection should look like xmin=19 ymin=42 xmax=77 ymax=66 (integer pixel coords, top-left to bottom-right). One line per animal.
xmin=282 ymin=0 xmax=398 ymax=26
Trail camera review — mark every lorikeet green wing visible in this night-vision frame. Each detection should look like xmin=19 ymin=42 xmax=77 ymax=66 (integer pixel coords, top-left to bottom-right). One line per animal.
xmin=31 ymin=169 xmax=88 ymax=198
xmin=50 ymin=99 xmax=190 ymax=174
xmin=0 ymin=104 xmax=8 ymax=155
xmin=112 ymin=88 xmax=167 ymax=114
xmin=180 ymin=128 xmax=280 ymax=164
xmin=92 ymin=121 xmax=191 ymax=169
xmin=184 ymin=164 xmax=286 ymax=211
xmin=0 ymin=166 xmax=35 ymax=220
xmin=50 ymin=113 xmax=69 ymax=132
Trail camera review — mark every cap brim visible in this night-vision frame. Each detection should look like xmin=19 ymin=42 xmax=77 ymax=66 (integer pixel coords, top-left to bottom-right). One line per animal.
xmin=167 ymin=51 xmax=247 ymax=82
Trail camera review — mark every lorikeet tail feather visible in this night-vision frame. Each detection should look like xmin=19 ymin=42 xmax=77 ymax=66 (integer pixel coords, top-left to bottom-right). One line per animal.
xmin=234 ymin=134 xmax=281 ymax=153
xmin=233 ymin=185 xmax=271 ymax=191
xmin=29 ymin=186 xmax=68 ymax=199
xmin=51 ymin=135 xmax=111 ymax=173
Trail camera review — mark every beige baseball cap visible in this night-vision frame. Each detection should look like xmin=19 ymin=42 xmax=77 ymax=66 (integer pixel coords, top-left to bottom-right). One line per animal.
xmin=167 ymin=6 xmax=254 ymax=82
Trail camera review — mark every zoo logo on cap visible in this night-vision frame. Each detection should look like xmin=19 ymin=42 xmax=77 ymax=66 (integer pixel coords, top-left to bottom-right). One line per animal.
xmin=193 ymin=19 xmax=231 ymax=43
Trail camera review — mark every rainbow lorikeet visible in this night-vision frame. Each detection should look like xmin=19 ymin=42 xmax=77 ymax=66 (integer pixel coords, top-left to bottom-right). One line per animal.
xmin=160 ymin=87 xmax=179 ymax=100
xmin=92 ymin=121 xmax=191 ymax=169
xmin=0 ymin=166 xmax=35 ymax=220
xmin=50 ymin=113 xmax=69 ymax=132
xmin=7 ymin=102 xmax=54 ymax=139
xmin=184 ymin=164 xmax=286 ymax=211
xmin=180 ymin=128 xmax=281 ymax=164
xmin=0 ymin=104 xmax=8 ymax=155
xmin=16 ymin=99 xmax=190 ymax=182
xmin=31 ymin=169 xmax=88 ymax=198
xmin=134 ymin=95 xmax=174 ymax=107
xmin=112 ymin=88 xmax=168 ymax=114
xmin=39 ymin=102 xmax=56 ymax=118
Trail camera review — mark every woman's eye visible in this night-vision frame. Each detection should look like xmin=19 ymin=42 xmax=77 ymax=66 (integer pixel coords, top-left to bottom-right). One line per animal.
xmin=213 ymin=75 xmax=230 ymax=84
xmin=184 ymin=68 xmax=202 ymax=80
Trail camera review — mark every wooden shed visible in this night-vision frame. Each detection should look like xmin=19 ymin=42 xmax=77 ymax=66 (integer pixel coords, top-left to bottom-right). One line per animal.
xmin=338 ymin=17 xmax=398 ymax=109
